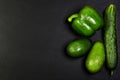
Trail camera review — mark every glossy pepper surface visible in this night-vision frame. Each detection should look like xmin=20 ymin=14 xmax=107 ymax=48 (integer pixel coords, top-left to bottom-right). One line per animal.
xmin=68 ymin=6 xmax=104 ymax=36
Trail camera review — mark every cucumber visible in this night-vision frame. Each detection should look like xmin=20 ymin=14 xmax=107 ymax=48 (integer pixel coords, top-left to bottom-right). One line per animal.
xmin=104 ymin=4 xmax=118 ymax=76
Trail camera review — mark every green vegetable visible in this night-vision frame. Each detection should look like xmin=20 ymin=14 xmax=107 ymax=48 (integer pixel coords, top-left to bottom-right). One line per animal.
xmin=68 ymin=6 xmax=104 ymax=36
xmin=85 ymin=42 xmax=105 ymax=73
xmin=66 ymin=39 xmax=92 ymax=57
xmin=104 ymin=4 xmax=118 ymax=76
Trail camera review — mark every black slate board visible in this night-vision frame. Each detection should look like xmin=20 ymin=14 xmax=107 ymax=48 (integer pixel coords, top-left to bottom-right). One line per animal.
xmin=0 ymin=0 xmax=120 ymax=80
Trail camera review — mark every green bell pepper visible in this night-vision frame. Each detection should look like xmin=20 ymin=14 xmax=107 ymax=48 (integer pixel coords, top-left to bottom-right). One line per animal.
xmin=68 ymin=6 xmax=104 ymax=36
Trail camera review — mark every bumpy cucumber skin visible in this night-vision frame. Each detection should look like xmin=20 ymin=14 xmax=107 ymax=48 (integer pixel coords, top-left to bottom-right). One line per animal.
xmin=104 ymin=4 xmax=118 ymax=75
xmin=85 ymin=42 xmax=105 ymax=73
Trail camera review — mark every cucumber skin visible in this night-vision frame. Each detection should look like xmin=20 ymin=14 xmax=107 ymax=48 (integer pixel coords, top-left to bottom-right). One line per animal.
xmin=104 ymin=4 xmax=118 ymax=74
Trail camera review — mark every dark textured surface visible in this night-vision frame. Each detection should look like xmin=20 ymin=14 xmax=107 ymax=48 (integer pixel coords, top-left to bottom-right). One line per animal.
xmin=0 ymin=0 xmax=120 ymax=80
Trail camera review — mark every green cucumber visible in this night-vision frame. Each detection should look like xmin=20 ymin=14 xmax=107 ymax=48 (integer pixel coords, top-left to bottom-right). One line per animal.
xmin=104 ymin=4 xmax=118 ymax=76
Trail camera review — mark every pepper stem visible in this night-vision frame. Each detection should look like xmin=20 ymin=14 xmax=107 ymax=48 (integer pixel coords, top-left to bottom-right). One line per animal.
xmin=68 ymin=14 xmax=78 ymax=22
